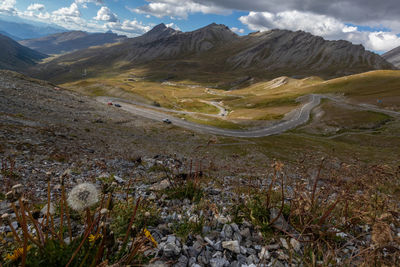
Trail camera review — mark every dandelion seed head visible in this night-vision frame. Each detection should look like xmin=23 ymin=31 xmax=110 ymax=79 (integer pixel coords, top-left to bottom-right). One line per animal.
xmin=67 ymin=183 xmax=99 ymax=211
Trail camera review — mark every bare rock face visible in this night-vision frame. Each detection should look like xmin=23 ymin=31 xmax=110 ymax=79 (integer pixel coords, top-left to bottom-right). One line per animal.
xmin=383 ymin=46 xmax=400 ymax=68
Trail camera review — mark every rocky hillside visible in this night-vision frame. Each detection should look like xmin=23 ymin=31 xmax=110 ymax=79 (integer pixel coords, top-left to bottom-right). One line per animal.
xmin=19 ymin=31 xmax=127 ymax=55
xmin=29 ymin=24 xmax=394 ymax=83
xmin=383 ymin=46 xmax=400 ymax=68
xmin=1 ymin=70 xmax=399 ymax=266
xmin=227 ymin=30 xmax=393 ymax=77
xmin=0 ymin=34 xmax=46 ymax=71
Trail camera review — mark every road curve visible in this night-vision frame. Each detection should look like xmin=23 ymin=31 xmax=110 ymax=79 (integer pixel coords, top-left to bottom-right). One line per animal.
xmin=97 ymin=95 xmax=399 ymax=138
xmin=97 ymin=95 xmax=321 ymax=138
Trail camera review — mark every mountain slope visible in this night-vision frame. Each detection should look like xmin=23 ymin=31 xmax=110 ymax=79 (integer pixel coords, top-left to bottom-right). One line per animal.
xmin=226 ymin=30 xmax=392 ymax=77
xmin=0 ymin=30 xmax=21 ymax=41
xmin=19 ymin=31 xmax=127 ymax=55
xmin=0 ymin=34 xmax=47 ymax=71
xmin=0 ymin=18 xmax=65 ymax=40
xmin=29 ymin=24 xmax=394 ymax=83
xmin=383 ymin=46 xmax=400 ymax=68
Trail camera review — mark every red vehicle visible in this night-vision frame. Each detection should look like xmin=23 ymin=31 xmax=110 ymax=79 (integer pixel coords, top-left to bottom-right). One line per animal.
xmin=107 ymin=102 xmax=113 ymax=106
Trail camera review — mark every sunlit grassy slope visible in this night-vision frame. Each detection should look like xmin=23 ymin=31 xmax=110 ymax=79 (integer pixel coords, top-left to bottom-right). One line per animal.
xmin=62 ymin=70 xmax=400 ymax=128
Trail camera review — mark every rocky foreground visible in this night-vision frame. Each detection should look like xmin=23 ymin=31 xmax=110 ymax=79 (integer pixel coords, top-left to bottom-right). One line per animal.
xmin=1 ymin=151 xmax=400 ymax=266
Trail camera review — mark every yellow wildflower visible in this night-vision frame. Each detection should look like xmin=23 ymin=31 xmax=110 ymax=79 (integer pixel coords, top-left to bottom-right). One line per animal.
xmin=88 ymin=233 xmax=103 ymax=243
xmin=143 ymin=228 xmax=158 ymax=247
xmin=5 ymin=245 xmax=32 ymax=261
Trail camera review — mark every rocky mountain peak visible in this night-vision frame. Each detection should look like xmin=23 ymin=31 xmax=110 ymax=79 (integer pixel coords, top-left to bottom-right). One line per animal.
xmin=139 ymin=23 xmax=179 ymax=43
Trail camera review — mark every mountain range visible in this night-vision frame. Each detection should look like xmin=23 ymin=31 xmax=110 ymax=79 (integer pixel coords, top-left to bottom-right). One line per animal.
xmin=383 ymin=46 xmax=400 ymax=68
xmin=29 ymin=23 xmax=395 ymax=83
xmin=19 ymin=31 xmax=127 ymax=55
xmin=0 ymin=34 xmax=47 ymax=71
xmin=0 ymin=18 xmax=65 ymax=40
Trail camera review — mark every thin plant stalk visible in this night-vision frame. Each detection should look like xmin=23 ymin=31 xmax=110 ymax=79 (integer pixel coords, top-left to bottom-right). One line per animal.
xmin=122 ymin=197 xmax=141 ymax=245
xmin=59 ymin=186 xmax=65 ymax=241
xmin=62 ymin=188 xmax=73 ymax=243
xmin=66 ymin=210 xmax=101 ymax=267
xmin=18 ymin=198 xmax=29 ymax=267
xmin=6 ymin=220 xmax=22 ymax=244
xmin=26 ymin=208 xmax=45 ymax=247
xmin=45 ymin=179 xmax=51 ymax=242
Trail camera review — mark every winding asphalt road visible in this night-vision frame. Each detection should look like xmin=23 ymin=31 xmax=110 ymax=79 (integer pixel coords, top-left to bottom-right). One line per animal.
xmin=97 ymin=95 xmax=399 ymax=138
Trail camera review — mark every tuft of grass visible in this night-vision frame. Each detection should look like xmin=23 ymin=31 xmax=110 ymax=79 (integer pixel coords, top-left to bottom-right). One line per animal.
xmin=164 ymin=180 xmax=204 ymax=203
xmin=173 ymin=217 xmax=204 ymax=241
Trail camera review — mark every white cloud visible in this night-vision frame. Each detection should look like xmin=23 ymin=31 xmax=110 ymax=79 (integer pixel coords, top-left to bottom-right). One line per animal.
xmin=53 ymin=3 xmax=81 ymax=18
xmin=104 ymin=19 xmax=152 ymax=36
xmin=94 ymin=6 xmax=118 ymax=22
xmin=166 ymin=23 xmax=181 ymax=31
xmin=366 ymin=32 xmax=400 ymax=52
xmin=239 ymin=11 xmax=351 ymax=40
xmin=75 ymin=0 xmax=103 ymax=6
xmin=0 ymin=0 xmax=16 ymax=14
xmin=129 ymin=0 xmax=230 ymax=19
xmin=239 ymin=10 xmax=400 ymax=53
xmin=27 ymin=3 xmax=45 ymax=12
xmin=231 ymin=27 xmax=244 ymax=34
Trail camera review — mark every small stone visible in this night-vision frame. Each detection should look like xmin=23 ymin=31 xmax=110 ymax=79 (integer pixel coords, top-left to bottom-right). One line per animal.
xmin=213 ymin=241 xmax=222 ymax=251
xmin=240 ymin=228 xmax=251 ymax=239
xmin=189 ymin=240 xmax=203 ymax=257
xmin=280 ymin=238 xmax=289 ymax=250
xmin=216 ymin=215 xmax=230 ymax=224
xmin=188 ymin=257 xmax=197 ymax=266
xmin=189 ymin=215 xmax=199 ymax=223
xmin=258 ymin=247 xmax=270 ymax=260
xmin=212 ymin=251 xmax=222 ymax=258
xmin=166 ymin=235 xmax=176 ymax=244
xmin=266 ymin=244 xmax=280 ymax=250
xmin=276 ymin=250 xmax=289 ymax=260
xmin=253 ymin=245 xmax=262 ymax=252
xmin=148 ymin=193 xmax=157 ymax=200
xmin=247 ymin=254 xmax=259 ymax=265
xmin=210 ymin=257 xmax=229 ymax=267
xmin=204 ymin=237 xmax=214 ymax=246
xmin=290 ymin=238 xmax=301 ymax=252
xmin=236 ymin=254 xmax=247 ymax=265
xmin=233 ymin=232 xmax=242 ymax=243
xmin=150 ymin=179 xmax=171 ymax=191
xmin=114 ymin=175 xmax=124 ymax=183
xmin=271 ymin=259 xmax=285 ymax=267
xmin=230 ymin=223 xmax=239 ymax=232
xmin=174 ymin=255 xmax=188 ymax=267
xmin=246 ymin=247 xmax=256 ymax=255
xmin=222 ymin=224 xmax=233 ymax=239
xmin=163 ymin=242 xmax=181 ymax=258
xmin=222 ymin=240 xmax=240 ymax=254
xmin=202 ymin=226 xmax=211 ymax=234
xmin=198 ymin=250 xmax=211 ymax=265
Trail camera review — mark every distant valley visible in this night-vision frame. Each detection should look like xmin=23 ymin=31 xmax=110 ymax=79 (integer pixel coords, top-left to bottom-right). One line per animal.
xmin=19 ymin=31 xmax=127 ymax=55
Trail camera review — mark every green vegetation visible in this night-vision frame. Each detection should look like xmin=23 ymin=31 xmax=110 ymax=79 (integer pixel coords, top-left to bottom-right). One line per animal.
xmin=173 ymin=217 xmax=204 ymax=241
xmin=164 ymin=180 xmax=204 ymax=203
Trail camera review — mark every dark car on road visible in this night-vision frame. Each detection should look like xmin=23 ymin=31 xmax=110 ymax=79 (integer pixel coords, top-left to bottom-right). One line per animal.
xmin=163 ymin=118 xmax=172 ymax=124
xmin=114 ymin=104 xmax=121 ymax=107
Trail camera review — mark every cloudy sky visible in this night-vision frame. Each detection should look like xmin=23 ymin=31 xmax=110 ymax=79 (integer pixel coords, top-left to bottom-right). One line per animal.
xmin=1 ymin=0 xmax=400 ymax=53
